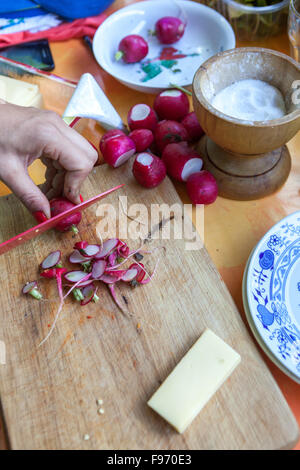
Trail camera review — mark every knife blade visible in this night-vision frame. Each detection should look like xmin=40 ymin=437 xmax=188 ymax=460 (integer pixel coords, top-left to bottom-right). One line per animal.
xmin=0 ymin=184 xmax=123 ymax=255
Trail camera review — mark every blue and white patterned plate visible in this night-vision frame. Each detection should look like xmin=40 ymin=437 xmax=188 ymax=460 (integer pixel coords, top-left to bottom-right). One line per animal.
xmin=243 ymin=211 xmax=300 ymax=384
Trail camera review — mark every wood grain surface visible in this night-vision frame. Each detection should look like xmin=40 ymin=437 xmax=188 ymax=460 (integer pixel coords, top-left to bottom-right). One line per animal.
xmin=0 ymin=163 xmax=298 ymax=450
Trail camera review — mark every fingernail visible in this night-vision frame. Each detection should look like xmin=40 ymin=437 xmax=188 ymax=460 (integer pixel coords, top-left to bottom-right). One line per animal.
xmin=33 ymin=211 xmax=48 ymax=223
xmin=80 ymin=194 xmax=84 ymax=203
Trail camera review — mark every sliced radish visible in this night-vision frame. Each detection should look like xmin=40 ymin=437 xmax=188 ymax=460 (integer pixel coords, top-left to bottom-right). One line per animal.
xmin=162 ymin=142 xmax=203 ymax=182
xmin=91 ymin=260 xmax=107 ymax=279
xmin=64 ymin=279 xmax=94 ymax=288
xmin=80 ymin=244 xmax=100 ymax=257
xmin=80 ymin=284 xmax=97 ymax=306
xmin=117 ymin=241 xmax=129 ymax=258
xmin=154 ymin=89 xmax=189 ymax=121
xmin=127 ymin=104 xmax=158 ymax=132
xmin=129 ymin=263 xmax=146 ymax=283
xmin=108 ymin=251 xmax=118 ymax=267
xmin=69 ymin=250 xmax=92 ymax=264
xmin=40 ymin=250 xmax=61 ymax=270
xmin=133 ymin=152 xmax=166 ymax=188
xmin=99 ymin=271 xmax=125 ymax=284
xmin=95 ymin=238 xmax=119 ymax=259
xmin=101 ymin=135 xmax=136 ymax=168
xmin=64 ymin=271 xmax=88 ymax=283
xmin=22 ymin=281 xmax=38 ymax=294
xmin=181 ymin=158 xmax=203 ymax=181
xmin=121 ymin=268 xmax=138 ymax=282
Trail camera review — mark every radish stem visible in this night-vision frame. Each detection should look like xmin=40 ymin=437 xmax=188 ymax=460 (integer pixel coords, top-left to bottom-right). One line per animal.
xmin=29 ymin=288 xmax=43 ymax=300
xmin=169 ymin=83 xmax=192 ymax=96
xmin=71 ymin=225 xmax=79 ymax=235
xmin=108 ymin=284 xmax=128 ymax=316
xmin=115 ymin=51 xmax=123 ymax=61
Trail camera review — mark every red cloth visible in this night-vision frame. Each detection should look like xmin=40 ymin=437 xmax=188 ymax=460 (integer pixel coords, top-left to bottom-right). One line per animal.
xmin=0 ymin=13 xmax=107 ymax=48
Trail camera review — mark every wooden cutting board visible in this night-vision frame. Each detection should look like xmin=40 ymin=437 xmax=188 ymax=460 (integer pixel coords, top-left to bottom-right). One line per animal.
xmin=0 ymin=163 xmax=298 ymax=450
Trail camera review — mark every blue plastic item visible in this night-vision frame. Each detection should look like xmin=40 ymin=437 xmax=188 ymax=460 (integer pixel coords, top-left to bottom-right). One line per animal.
xmin=0 ymin=0 xmax=114 ymax=20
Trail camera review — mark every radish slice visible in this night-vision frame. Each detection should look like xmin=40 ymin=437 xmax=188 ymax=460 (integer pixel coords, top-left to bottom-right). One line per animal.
xmin=40 ymin=250 xmax=61 ymax=270
xmin=80 ymin=244 xmax=100 ymax=257
xmin=69 ymin=250 xmax=92 ymax=264
xmin=108 ymin=284 xmax=127 ymax=315
xmin=64 ymin=271 xmax=88 ymax=283
xmin=22 ymin=281 xmax=37 ymax=294
xmin=108 ymin=251 xmax=117 ymax=266
xmin=80 ymin=284 xmax=96 ymax=306
xmin=64 ymin=279 xmax=94 ymax=288
xmin=121 ymin=268 xmax=138 ymax=282
xmin=91 ymin=260 xmax=107 ymax=279
xmin=99 ymin=272 xmax=125 ymax=284
xmin=95 ymin=238 xmax=119 ymax=259
xmin=129 ymin=263 xmax=146 ymax=283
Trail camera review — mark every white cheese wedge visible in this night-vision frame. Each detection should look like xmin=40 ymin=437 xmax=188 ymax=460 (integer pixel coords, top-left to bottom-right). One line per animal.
xmin=147 ymin=328 xmax=241 ymax=433
xmin=0 ymin=75 xmax=43 ymax=108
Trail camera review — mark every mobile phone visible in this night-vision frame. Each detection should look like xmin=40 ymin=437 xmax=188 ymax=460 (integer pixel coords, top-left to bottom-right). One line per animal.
xmin=0 ymin=39 xmax=55 ymax=71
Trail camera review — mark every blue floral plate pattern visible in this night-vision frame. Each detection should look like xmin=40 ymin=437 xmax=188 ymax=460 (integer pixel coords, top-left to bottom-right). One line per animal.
xmin=244 ymin=211 xmax=300 ymax=384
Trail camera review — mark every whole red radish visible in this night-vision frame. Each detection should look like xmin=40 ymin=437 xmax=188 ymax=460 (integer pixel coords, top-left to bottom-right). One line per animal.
xmin=50 ymin=198 xmax=82 ymax=233
xmin=154 ymin=89 xmax=189 ymax=121
xmin=155 ymin=16 xmax=185 ymax=44
xmin=129 ymin=129 xmax=153 ymax=152
xmin=133 ymin=152 xmax=166 ymax=188
xmin=181 ymin=112 xmax=204 ymax=142
xmin=186 ymin=171 xmax=218 ymax=205
xmin=115 ymin=35 xmax=148 ymax=63
xmin=128 ymin=103 xmax=158 ymax=131
xmin=162 ymin=142 xmax=203 ymax=182
xmin=101 ymin=134 xmax=136 ymax=168
xmin=100 ymin=129 xmax=126 ymax=154
xmin=154 ymin=120 xmax=188 ymax=153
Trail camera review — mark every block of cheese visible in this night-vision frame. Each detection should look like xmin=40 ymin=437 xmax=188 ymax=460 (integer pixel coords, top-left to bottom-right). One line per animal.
xmin=0 ymin=75 xmax=43 ymax=108
xmin=147 ymin=329 xmax=241 ymax=433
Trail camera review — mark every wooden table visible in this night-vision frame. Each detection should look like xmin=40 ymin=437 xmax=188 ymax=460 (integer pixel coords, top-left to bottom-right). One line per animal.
xmin=0 ymin=0 xmax=299 ymax=450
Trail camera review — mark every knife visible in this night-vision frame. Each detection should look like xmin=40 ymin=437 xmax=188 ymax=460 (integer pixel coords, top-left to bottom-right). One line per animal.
xmin=0 ymin=184 xmax=123 ymax=255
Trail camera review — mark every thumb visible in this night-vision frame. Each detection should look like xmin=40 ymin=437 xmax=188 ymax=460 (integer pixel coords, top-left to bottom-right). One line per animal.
xmin=3 ymin=168 xmax=51 ymax=219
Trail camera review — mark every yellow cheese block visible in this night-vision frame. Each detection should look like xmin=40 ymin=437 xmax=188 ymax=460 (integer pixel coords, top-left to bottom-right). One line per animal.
xmin=148 ymin=329 xmax=241 ymax=433
xmin=0 ymin=75 xmax=43 ymax=108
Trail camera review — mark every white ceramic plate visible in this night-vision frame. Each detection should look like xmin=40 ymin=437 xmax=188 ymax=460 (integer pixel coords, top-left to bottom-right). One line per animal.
xmin=92 ymin=0 xmax=235 ymax=93
xmin=243 ymin=212 xmax=300 ymax=384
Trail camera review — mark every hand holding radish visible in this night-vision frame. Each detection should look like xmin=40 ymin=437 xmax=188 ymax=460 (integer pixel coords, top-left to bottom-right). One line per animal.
xmin=0 ymin=103 xmax=98 ymax=219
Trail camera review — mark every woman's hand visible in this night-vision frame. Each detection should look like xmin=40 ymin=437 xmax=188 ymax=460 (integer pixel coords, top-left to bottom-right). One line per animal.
xmin=0 ymin=103 xmax=98 ymax=218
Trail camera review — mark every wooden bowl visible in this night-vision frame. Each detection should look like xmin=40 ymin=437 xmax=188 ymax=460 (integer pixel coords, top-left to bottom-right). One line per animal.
xmin=192 ymin=48 xmax=300 ymax=200
xmin=193 ymin=47 xmax=300 ymax=155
